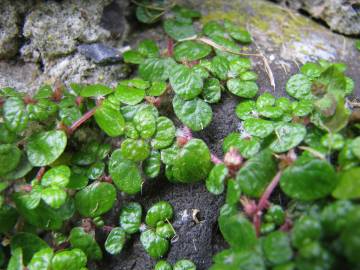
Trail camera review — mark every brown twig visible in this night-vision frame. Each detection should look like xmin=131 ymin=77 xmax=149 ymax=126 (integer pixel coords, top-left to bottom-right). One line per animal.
xmin=68 ymin=107 xmax=97 ymax=135
xmin=36 ymin=167 xmax=46 ymax=182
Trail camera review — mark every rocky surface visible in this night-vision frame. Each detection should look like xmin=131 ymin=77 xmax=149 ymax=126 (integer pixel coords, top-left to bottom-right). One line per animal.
xmin=275 ymin=0 xmax=360 ymax=36
xmin=0 ymin=0 xmax=360 ymax=270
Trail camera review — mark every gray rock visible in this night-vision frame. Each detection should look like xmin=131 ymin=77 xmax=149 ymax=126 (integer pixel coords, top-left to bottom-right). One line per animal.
xmin=78 ymin=43 xmax=122 ymax=64
xmin=280 ymin=0 xmax=360 ymax=35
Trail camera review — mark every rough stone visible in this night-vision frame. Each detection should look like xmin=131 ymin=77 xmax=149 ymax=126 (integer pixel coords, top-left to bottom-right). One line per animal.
xmin=78 ymin=43 xmax=123 ymax=64
xmin=278 ymin=0 xmax=360 ymax=36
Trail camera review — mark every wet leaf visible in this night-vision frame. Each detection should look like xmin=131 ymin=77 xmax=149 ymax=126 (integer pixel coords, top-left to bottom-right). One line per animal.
xmin=41 ymin=187 xmax=67 ymax=209
xmin=139 ymin=57 xmax=176 ymax=81
xmin=3 ymin=97 xmax=28 ymax=132
xmin=203 ymin=21 xmax=225 ymax=38
xmin=147 ymin=81 xmax=167 ymax=96
xmin=51 ymin=248 xmax=87 ymax=270
xmin=115 ymin=85 xmax=145 ymax=105
xmin=138 ymin=39 xmax=159 ymax=57
xmin=7 ymin=248 xmax=23 ymax=270
xmin=219 ymin=204 xmax=257 ymax=251
xmin=145 ymin=201 xmax=173 ymax=227
xmin=144 ymin=150 xmax=161 ymax=178
xmin=206 ymin=163 xmax=228 ymax=195
xmin=173 ymin=260 xmax=197 ymax=270
xmin=136 ymin=6 xmax=162 ymax=24
xmin=42 ymin=165 xmax=71 ymax=188
xmin=227 ymin=79 xmax=258 ymax=98
xmin=235 ymin=100 xmax=257 ymax=120
xmin=119 ymin=202 xmax=142 ymax=234
xmin=0 ymin=124 xmax=16 ymax=144
xmin=332 ymin=167 xmax=360 ymax=199
xmin=163 ymin=19 xmax=196 ymax=41
xmin=228 ymin=57 xmax=252 ymax=77
xmin=0 ymin=205 xmax=18 ymax=233
xmin=105 ymin=227 xmax=126 ymax=255
xmin=211 ymin=56 xmax=229 ymax=80
xmin=140 ymin=229 xmax=169 ymax=259
xmin=286 ymin=74 xmax=312 ymax=100
xmin=155 ymin=260 xmax=172 ymax=270
xmin=225 ymin=178 xmax=242 ymax=205
xmin=222 ymin=132 xmax=261 ymax=159
xmin=109 ymin=149 xmax=142 ymax=194
xmin=11 ymin=232 xmax=48 ymax=265
xmin=202 ymin=78 xmax=221 ymax=103
xmin=172 ymin=139 xmax=212 ymax=183
xmin=243 ymin=118 xmax=274 ymax=138
xmin=74 ymin=182 xmax=116 ymax=217
xmin=69 ymin=227 xmax=102 ymax=260
xmin=80 ymin=84 xmax=113 ymax=97
xmin=224 ymin=19 xmax=252 ymax=44
xmin=156 ymin=223 xmax=175 ymax=239
xmin=262 ymin=231 xmax=292 ymax=265
xmin=87 ymin=161 xmax=105 ymax=180
xmin=280 ymin=155 xmax=337 ymax=201
xmin=95 ymin=98 xmax=125 ymax=137
xmin=27 ymin=248 xmax=53 ymax=270
xmin=151 ymin=117 xmax=176 ymax=150
xmin=291 ymin=215 xmax=321 ymax=248
xmin=236 ymin=149 xmax=277 ymax=197
xmin=174 ymin=40 xmax=212 ymax=61
xmin=26 ymin=130 xmax=67 ymax=167
xmin=134 ymin=108 xmax=156 ymax=139
xmin=123 ymin=50 xmax=144 ymax=64
xmin=292 ymin=100 xmax=313 ymax=117
xmin=300 ymin=62 xmax=322 ymax=79
xmin=169 ymin=64 xmax=203 ymax=100
xmin=270 ymin=123 xmax=306 ymax=153
xmin=0 ymin=144 xmax=21 ymax=176
xmin=120 ymin=138 xmax=150 ymax=162
xmin=173 ymin=95 xmax=212 ymax=131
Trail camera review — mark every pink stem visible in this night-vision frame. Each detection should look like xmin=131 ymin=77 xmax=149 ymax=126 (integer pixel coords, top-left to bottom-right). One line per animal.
xmin=211 ymin=154 xmax=223 ymax=164
xmin=167 ymin=38 xmax=174 ymax=57
xmin=68 ymin=107 xmax=96 ymax=134
xmin=36 ymin=167 xmax=46 ymax=182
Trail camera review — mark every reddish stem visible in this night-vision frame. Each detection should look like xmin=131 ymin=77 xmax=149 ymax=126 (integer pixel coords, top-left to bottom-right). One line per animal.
xmin=52 ymin=81 xmax=63 ymax=102
xmin=20 ymin=185 xmax=32 ymax=192
xmin=68 ymin=107 xmax=96 ymax=134
xmin=279 ymin=217 xmax=293 ymax=232
xmin=253 ymin=171 xmax=282 ymax=236
xmin=211 ymin=154 xmax=223 ymax=164
xmin=102 ymin=225 xmax=114 ymax=233
xmin=36 ymin=167 xmax=46 ymax=182
xmin=167 ymin=38 xmax=174 ymax=57
xmin=23 ymin=95 xmax=37 ymax=105
xmin=75 ymin=96 xmax=84 ymax=107
xmin=101 ymin=175 xmax=113 ymax=184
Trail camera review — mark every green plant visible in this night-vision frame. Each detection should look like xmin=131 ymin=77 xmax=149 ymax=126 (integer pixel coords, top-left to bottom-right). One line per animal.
xmin=1 ymin=1 xmax=360 ymax=269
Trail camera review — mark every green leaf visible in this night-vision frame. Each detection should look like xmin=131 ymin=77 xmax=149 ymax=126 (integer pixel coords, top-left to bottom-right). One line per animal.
xmin=74 ymin=182 xmax=116 ymax=217
xmin=332 ymin=167 xmax=360 ymax=199
xmin=340 ymin=206 xmax=360 ymax=263
xmin=163 ymin=19 xmax=196 ymax=41
xmin=173 ymin=95 xmax=212 ymax=131
xmin=211 ymin=56 xmax=229 ymax=80
xmin=119 ymin=78 xmax=150 ymax=90
xmin=227 ymin=79 xmax=258 ymax=98
xmin=69 ymin=227 xmax=102 ymax=260
xmin=109 ymin=149 xmax=142 ymax=194
xmin=202 ymin=78 xmax=221 ymax=103
xmin=0 ymin=123 xmax=16 ymax=144
xmin=236 ymin=149 xmax=277 ymax=197
xmin=172 ymin=139 xmax=213 ymax=183
xmin=87 ymin=161 xmax=105 ymax=180
xmin=174 ymin=41 xmax=212 ymax=61
xmin=94 ymin=98 xmax=125 ymax=137
xmin=219 ymin=204 xmax=257 ymax=251
xmin=228 ymin=57 xmax=252 ymax=77
xmin=42 ymin=165 xmax=70 ymax=188
xmin=11 ymin=233 xmax=48 ymax=265
xmin=138 ymin=39 xmax=159 ymax=57
xmin=224 ymin=19 xmax=252 ymax=44
xmin=291 ymin=215 xmax=321 ymax=248
xmin=119 ymin=202 xmax=142 ymax=234
xmin=105 ymin=227 xmax=126 ymax=255
xmin=67 ymin=172 xmax=88 ymax=190
xmin=169 ymin=64 xmax=203 ymax=100
xmin=145 ymin=201 xmax=173 ymax=227
xmin=206 ymin=163 xmax=228 ymax=195
xmin=269 ymin=123 xmax=306 ymax=153
xmin=41 ymin=187 xmax=67 ymax=209
xmin=240 ymin=71 xmax=258 ymax=81
xmin=14 ymin=186 xmax=42 ymax=210
xmin=133 ymin=108 xmax=156 ymax=139
xmin=0 ymin=144 xmax=21 ymax=176
xmin=26 ymin=130 xmax=67 ymax=167
xmin=352 ymin=137 xmax=360 ymax=160
xmin=7 ymin=248 xmax=23 ymax=270
xmin=264 ymin=205 xmax=285 ymax=226
xmin=321 ymin=200 xmax=354 ymax=236
xmin=203 ymin=21 xmax=225 ymax=38
xmin=222 ymin=132 xmax=261 ymax=159
xmin=3 ymin=97 xmax=28 ymax=132
xmin=140 ymin=229 xmax=169 ymax=259
xmin=235 ymin=100 xmax=257 ymax=120
xmin=27 ymin=99 xmax=58 ymax=121
xmin=0 ymin=205 xmax=18 ymax=233
xmin=123 ymin=50 xmax=144 ymax=64
xmin=211 ymin=248 xmax=265 ymax=270
xmin=226 ymin=178 xmax=242 ymax=205
xmin=151 ymin=117 xmax=176 ymax=150
xmin=80 ymin=84 xmax=113 ymax=97
xmin=144 ymin=150 xmax=161 ymax=178
xmin=280 ymin=155 xmax=337 ymax=201
xmin=120 ymin=138 xmax=150 ymax=162
xmin=136 ymin=6 xmax=162 ymax=24
xmin=161 ymin=144 xmax=180 ymax=165
xmin=115 ymin=85 xmax=145 ymax=105
xmin=286 ymin=74 xmax=312 ymax=100
xmin=156 ymin=223 xmax=175 ymax=239
xmin=139 ymin=57 xmax=176 ymax=81
xmin=147 ymin=81 xmax=167 ymax=96
xmin=292 ymin=100 xmax=313 ymax=117
xmin=262 ymin=231 xmax=292 ymax=265
xmin=300 ymin=62 xmax=322 ymax=79
xmin=173 ymin=260 xmax=196 ymax=270
xmin=256 ymin=93 xmax=275 ymax=108
xmin=243 ymin=118 xmax=274 ymax=138
xmin=51 ymin=249 xmax=87 ymax=270
xmin=155 ymin=260 xmax=173 ymax=270
xmin=27 ymin=248 xmax=53 ymax=270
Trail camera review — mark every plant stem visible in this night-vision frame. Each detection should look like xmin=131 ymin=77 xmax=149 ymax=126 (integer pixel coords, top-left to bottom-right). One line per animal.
xmin=211 ymin=154 xmax=223 ymax=164
xmin=167 ymin=38 xmax=174 ymax=57
xmin=68 ymin=107 xmax=97 ymax=134
xmin=36 ymin=167 xmax=46 ymax=182
xmin=254 ymin=171 xmax=282 ymax=236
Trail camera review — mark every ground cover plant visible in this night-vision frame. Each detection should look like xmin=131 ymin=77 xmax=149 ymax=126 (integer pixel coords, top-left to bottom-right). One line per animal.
xmin=1 ymin=1 xmax=360 ymax=269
